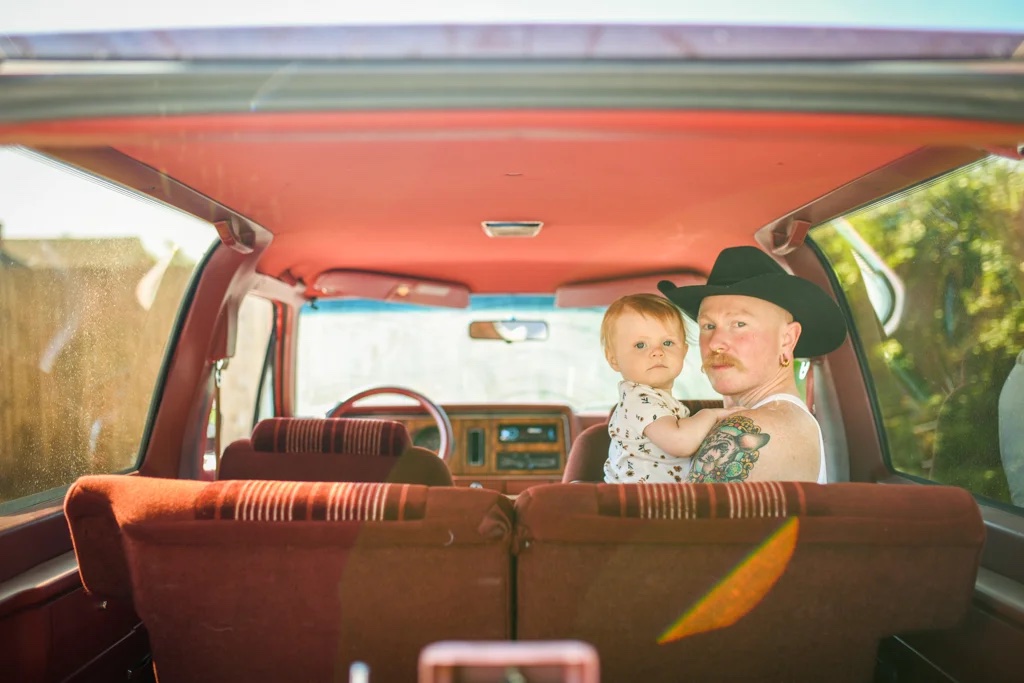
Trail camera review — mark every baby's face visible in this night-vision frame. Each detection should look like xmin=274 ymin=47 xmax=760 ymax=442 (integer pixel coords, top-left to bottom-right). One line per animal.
xmin=606 ymin=310 xmax=687 ymax=392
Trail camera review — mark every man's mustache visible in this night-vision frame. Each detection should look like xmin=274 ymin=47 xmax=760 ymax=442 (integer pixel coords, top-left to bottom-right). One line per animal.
xmin=703 ymin=353 xmax=742 ymax=371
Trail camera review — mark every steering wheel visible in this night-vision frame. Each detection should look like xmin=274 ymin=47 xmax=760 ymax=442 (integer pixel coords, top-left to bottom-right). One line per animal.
xmin=327 ymin=386 xmax=454 ymax=462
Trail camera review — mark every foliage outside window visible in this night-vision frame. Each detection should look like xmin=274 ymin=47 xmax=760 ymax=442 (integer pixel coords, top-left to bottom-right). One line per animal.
xmin=814 ymin=155 xmax=1024 ymax=507
xmin=0 ymin=147 xmax=216 ymax=512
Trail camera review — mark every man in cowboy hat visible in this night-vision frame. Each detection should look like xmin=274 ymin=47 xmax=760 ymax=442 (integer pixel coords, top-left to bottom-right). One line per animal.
xmin=658 ymin=246 xmax=847 ymax=484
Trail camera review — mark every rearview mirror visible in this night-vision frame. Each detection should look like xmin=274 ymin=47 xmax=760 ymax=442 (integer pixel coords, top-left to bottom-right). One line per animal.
xmin=469 ymin=320 xmax=549 ymax=343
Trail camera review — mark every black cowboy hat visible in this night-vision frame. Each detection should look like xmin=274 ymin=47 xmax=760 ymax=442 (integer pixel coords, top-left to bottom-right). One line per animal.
xmin=657 ymin=246 xmax=847 ymax=357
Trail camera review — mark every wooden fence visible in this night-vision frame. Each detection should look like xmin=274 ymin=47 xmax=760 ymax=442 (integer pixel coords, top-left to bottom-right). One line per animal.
xmin=0 ymin=254 xmax=194 ymax=504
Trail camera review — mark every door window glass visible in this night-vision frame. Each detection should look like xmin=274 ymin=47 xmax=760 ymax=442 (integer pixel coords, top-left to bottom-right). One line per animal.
xmin=813 ymin=155 xmax=1024 ymax=508
xmin=0 ymin=147 xmax=216 ymax=512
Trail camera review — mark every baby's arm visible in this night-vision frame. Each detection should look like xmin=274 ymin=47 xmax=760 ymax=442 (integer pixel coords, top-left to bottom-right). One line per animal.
xmin=643 ymin=408 xmax=739 ymax=457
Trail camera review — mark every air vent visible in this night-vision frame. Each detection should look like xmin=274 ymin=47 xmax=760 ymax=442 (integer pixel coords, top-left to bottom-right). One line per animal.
xmin=467 ymin=429 xmax=485 ymax=467
xmin=481 ymin=221 xmax=543 ymax=238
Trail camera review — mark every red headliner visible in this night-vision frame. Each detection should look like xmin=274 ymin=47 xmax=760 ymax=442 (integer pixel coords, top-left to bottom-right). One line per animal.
xmin=5 ymin=111 xmax=1023 ymax=293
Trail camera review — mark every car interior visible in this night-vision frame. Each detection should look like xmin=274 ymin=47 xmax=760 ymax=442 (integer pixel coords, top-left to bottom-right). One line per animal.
xmin=0 ymin=21 xmax=1022 ymax=683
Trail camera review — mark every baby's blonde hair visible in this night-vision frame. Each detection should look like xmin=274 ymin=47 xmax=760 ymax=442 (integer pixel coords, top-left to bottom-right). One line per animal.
xmin=601 ymin=293 xmax=689 ymax=356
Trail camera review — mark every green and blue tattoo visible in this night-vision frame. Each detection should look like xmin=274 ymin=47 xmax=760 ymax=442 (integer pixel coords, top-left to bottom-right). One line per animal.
xmin=687 ymin=415 xmax=771 ymax=483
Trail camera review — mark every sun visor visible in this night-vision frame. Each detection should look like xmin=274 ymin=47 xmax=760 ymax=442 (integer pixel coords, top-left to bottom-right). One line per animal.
xmin=311 ymin=269 xmax=470 ymax=308
xmin=555 ymin=271 xmax=705 ymax=308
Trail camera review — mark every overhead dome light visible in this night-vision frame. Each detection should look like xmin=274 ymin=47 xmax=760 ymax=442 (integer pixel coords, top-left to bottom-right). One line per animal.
xmin=481 ymin=221 xmax=543 ymax=238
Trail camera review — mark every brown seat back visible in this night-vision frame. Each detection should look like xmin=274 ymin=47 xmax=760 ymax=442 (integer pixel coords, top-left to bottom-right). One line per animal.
xmin=563 ymin=399 xmax=723 ymax=483
xmin=65 ymin=475 xmax=512 ymax=683
xmin=514 ymin=481 xmax=984 ymax=683
xmin=219 ymin=417 xmax=452 ymax=486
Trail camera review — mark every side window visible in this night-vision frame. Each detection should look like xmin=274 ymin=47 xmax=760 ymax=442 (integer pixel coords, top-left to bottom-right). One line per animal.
xmin=814 ymin=155 xmax=1024 ymax=508
xmin=201 ymin=295 xmax=275 ymax=477
xmin=0 ymin=146 xmax=216 ymax=512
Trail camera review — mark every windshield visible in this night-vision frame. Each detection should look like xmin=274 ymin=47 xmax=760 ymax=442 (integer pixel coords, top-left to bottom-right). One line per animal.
xmin=295 ymin=295 xmax=717 ymax=415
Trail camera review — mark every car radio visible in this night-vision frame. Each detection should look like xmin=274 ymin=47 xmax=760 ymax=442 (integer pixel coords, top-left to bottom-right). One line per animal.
xmin=497 ymin=423 xmax=558 ymax=443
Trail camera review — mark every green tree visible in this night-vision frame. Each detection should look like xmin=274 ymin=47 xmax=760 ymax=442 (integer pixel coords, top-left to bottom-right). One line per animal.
xmin=815 ymin=156 xmax=1023 ymax=503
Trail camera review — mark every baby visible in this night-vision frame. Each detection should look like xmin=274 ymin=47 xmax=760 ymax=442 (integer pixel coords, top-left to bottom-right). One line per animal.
xmin=601 ymin=293 xmax=736 ymax=483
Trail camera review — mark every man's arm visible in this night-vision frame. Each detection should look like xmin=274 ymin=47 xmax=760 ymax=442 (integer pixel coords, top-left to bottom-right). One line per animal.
xmin=644 ymin=408 xmax=738 ymax=458
xmin=686 ymin=404 xmax=818 ymax=483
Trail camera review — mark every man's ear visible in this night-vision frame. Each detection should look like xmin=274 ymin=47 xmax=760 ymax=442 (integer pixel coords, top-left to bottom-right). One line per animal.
xmin=783 ymin=320 xmax=802 ymax=357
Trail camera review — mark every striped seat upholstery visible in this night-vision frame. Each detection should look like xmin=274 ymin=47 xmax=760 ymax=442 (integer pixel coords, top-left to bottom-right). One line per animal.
xmin=514 ymin=482 xmax=984 ymax=683
xmin=594 ymin=480 xmax=821 ymax=519
xmin=195 ymin=480 xmax=424 ymax=522
xmin=250 ymin=417 xmax=411 ymax=455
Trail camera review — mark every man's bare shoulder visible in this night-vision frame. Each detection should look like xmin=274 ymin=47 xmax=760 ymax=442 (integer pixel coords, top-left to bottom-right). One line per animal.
xmin=739 ymin=400 xmax=817 ymax=439
xmin=686 ymin=400 xmax=818 ymax=483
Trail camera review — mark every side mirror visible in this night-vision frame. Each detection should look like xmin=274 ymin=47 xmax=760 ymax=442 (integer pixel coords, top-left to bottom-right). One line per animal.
xmin=469 ymin=320 xmax=549 ymax=343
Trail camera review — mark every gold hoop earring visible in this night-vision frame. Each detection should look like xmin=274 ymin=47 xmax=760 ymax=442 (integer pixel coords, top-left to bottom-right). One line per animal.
xmin=780 ymin=355 xmax=791 ymax=368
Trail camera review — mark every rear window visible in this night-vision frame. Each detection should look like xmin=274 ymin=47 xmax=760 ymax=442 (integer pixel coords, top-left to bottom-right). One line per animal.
xmin=814 ymin=155 xmax=1024 ymax=509
xmin=0 ymin=146 xmax=216 ymax=513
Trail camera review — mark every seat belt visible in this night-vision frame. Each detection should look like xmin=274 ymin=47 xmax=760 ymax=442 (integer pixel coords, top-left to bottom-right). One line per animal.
xmin=213 ymin=358 xmax=228 ymax=473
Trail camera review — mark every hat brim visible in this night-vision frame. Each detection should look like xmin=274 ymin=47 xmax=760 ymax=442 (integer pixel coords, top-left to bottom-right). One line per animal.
xmin=658 ymin=273 xmax=847 ymax=357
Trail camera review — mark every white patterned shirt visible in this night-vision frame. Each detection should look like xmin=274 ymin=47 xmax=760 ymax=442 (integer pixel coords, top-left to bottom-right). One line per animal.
xmin=604 ymin=381 xmax=692 ymax=483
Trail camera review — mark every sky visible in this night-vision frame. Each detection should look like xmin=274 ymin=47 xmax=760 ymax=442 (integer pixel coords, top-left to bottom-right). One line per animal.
xmin=2 ymin=0 xmax=1024 ymax=34
xmin=0 ymin=148 xmax=214 ymax=261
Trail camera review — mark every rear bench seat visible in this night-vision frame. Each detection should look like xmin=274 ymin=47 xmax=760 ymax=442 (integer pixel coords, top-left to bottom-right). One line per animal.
xmin=65 ymin=476 xmax=513 ymax=683
xmin=514 ymin=482 xmax=985 ymax=683
xmin=65 ymin=478 xmax=983 ymax=682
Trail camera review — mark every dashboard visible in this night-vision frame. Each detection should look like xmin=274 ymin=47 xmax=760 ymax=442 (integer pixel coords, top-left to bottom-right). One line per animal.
xmin=368 ymin=405 xmax=578 ymax=494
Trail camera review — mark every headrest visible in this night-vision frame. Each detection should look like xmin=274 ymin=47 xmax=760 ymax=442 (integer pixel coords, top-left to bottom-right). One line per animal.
xmin=250 ymin=418 xmax=411 ymax=456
